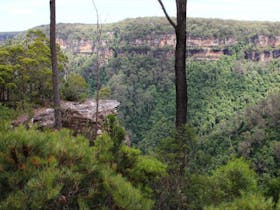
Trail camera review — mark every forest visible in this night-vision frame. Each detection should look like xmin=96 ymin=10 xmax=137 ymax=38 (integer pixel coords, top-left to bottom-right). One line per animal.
xmin=0 ymin=2 xmax=280 ymax=209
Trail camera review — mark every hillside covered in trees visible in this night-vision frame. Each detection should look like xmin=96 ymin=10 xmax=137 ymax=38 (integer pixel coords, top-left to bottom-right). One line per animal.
xmin=24 ymin=17 xmax=279 ymax=146
xmin=0 ymin=16 xmax=280 ymax=209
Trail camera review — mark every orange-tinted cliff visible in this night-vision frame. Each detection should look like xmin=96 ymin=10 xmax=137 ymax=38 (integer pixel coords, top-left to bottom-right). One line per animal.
xmin=56 ymin=33 xmax=280 ymax=61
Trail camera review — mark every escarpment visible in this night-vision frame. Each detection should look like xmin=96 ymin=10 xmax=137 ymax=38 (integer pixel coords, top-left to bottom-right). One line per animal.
xmin=54 ymin=26 xmax=280 ymax=62
xmin=3 ymin=17 xmax=280 ymax=61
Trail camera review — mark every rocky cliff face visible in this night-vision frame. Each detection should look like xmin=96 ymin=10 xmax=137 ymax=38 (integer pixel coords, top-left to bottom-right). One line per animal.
xmin=245 ymin=49 xmax=280 ymax=61
xmin=13 ymin=100 xmax=120 ymax=138
xmin=250 ymin=35 xmax=280 ymax=47
xmin=57 ymin=37 xmax=113 ymax=62
xmin=2 ymin=18 xmax=279 ymax=62
xmin=56 ymin=32 xmax=280 ymax=61
xmin=242 ymin=35 xmax=280 ymax=61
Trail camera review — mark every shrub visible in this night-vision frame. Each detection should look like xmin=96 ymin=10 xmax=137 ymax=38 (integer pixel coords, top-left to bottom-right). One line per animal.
xmin=61 ymin=73 xmax=89 ymax=101
xmin=0 ymin=115 xmax=166 ymax=209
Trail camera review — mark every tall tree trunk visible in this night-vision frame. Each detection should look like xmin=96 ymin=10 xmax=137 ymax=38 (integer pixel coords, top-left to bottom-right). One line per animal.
xmin=158 ymin=0 xmax=188 ymax=128
xmin=93 ymin=56 xmax=100 ymax=145
xmin=175 ymin=0 xmax=187 ymax=127
xmin=90 ymin=0 xmax=101 ymax=146
xmin=50 ymin=0 xmax=62 ymax=129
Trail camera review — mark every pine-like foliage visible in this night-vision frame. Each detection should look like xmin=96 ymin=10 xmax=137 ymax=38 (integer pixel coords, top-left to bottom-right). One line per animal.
xmin=205 ymin=193 xmax=274 ymax=210
xmin=0 ymin=115 xmax=166 ymax=209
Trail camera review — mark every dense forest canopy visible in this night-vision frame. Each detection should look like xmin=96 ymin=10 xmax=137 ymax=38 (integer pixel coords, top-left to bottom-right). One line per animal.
xmin=30 ymin=17 xmax=279 ymax=147
xmin=17 ymin=17 xmax=280 ymax=41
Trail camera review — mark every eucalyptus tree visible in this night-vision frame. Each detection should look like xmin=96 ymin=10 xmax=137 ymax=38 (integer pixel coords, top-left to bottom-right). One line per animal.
xmin=50 ymin=0 xmax=62 ymax=129
xmin=158 ymin=0 xmax=188 ymax=127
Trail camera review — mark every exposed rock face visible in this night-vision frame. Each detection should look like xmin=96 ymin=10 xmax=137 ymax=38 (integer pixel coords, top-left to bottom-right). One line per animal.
xmin=57 ymin=38 xmax=113 ymax=65
xmin=3 ymin=20 xmax=280 ymax=62
xmin=250 ymin=35 xmax=280 ymax=48
xmin=244 ymin=49 xmax=280 ymax=61
xmin=13 ymin=100 xmax=120 ymax=137
xmin=56 ymin=32 xmax=280 ymax=61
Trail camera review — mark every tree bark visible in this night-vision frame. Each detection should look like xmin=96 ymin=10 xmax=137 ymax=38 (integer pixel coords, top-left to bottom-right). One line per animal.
xmin=158 ymin=0 xmax=188 ymax=127
xmin=50 ymin=0 xmax=62 ymax=129
xmin=175 ymin=0 xmax=187 ymax=127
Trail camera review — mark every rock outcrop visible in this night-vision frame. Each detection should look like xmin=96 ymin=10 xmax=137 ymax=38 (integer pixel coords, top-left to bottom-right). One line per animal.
xmin=13 ymin=100 xmax=120 ymax=137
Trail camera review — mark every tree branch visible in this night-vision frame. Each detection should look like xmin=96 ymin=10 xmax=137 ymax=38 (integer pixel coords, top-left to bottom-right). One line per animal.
xmin=91 ymin=0 xmax=99 ymax=27
xmin=157 ymin=0 xmax=177 ymax=29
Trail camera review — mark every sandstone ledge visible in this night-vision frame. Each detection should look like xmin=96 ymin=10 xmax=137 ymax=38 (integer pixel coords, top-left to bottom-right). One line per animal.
xmin=13 ymin=99 xmax=120 ymax=137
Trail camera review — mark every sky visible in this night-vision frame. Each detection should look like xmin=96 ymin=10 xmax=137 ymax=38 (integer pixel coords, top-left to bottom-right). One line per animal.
xmin=1 ymin=0 xmax=280 ymax=32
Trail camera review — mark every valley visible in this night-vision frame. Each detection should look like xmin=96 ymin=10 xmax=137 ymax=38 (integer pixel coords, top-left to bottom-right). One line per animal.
xmin=0 ymin=16 xmax=280 ymax=209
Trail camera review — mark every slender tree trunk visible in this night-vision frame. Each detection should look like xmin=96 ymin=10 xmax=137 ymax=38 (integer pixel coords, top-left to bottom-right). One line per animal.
xmin=158 ymin=0 xmax=188 ymax=127
xmin=90 ymin=0 xmax=101 ymax=146
xmin=93 ymin=56 xmax=100 ymax=145
xmin=50 ymin=0 xmax=62 ymax=129
xmin=175 ymin=0 xmax=187 ymax=127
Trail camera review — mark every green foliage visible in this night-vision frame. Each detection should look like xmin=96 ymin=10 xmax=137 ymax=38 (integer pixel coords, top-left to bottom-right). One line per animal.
xmin=99 ymin=86 xmax=111 ymax=99
xmin=0 ymin=126 xmax=91 ymax=209
xmin=177 ymin=158 xmax=259 ymax=209
xmin=0 ymin=115 xmax=165 ymax=209
xmin=87 ymin=51 xmax=280 ymax=148
xmin=265 ymin=176 xmax=280 ymax=204
xmin=128 ymin=156 xmax=166 ymax=180
xmin=3 ymin=17 xmax=280 ymax=209
xmin=30 ymin=17 xmax=280 ymax=46
xmin=188 ymin=58 xmax=280 ymax=136
xmin=205 ymin=193 xmax=274 ymax=210
xmin=209 ymin=158 xmax=257 ymax=204
xmin=0 ymin=30 xmax=67 ymax=107
xmin=61 ymin=72 xmax=89 ymax=101
xmin=103 ymin=170 xmax=154 ymax=210
xmin=0 ymin=104 xmax=16 ymax=121
xmin=187 ymin=18 xmax=280 ymax=40
xmin=43 ymin=17 xmax=280 ymax=147
xmin=154 ymin=125 xmax=198 ymax=209
xmin=104 ymin=55 xmax=174 ymax=144
xmin=158 ymin=125 xmax=197 ymax=174
xmin=203 ymin=91 xmax=280 ymax=178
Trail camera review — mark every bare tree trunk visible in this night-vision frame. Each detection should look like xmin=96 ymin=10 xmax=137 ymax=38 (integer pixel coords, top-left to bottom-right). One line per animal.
xmin=93 ymin=54 xmax=100 ymax=145
xmin=158 ymin=0 xmax=188 ymax=128
xmin=50 ymin=0 xmax=62 ymax=129
xmin=90 ymin=0 xmax=102 ymax=146
xmin=175 ymin=0 xmax=187 ymax=127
